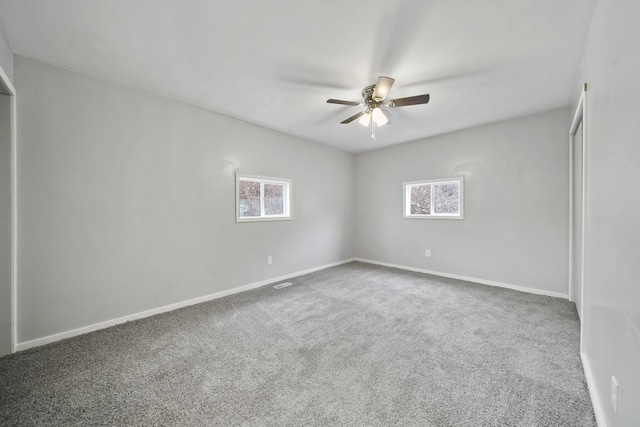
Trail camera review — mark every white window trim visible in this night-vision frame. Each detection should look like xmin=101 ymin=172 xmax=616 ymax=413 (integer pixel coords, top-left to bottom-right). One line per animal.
xmin=236 ymin=173 xmax=292 ymax=222
xmin=403 ymin=176 xmax=464 ymax=219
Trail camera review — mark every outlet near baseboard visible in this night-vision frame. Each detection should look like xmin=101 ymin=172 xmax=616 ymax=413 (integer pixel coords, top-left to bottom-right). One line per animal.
xmin=267 ymin=256 xmax=272 ymax=265
xmin=425 ymin=249 xmax=431 ymax=257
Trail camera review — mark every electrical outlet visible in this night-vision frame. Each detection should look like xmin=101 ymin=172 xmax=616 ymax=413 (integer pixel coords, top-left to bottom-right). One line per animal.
xmin=611 ymin=376 xmax=618 ymax=413
xmin=267 ymin=256 xmax=272 ymax=265
xmin=425 ymin=249 xmax=431 ymax=257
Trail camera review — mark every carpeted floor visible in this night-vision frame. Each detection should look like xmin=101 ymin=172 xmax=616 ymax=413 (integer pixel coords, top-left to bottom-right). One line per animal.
xmin=0 ymin=262 xmax=596 ymax=426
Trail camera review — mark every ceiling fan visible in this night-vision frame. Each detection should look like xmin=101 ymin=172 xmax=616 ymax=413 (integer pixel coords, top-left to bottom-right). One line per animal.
xmin=327 ymin=76 xmax=430 ymax=139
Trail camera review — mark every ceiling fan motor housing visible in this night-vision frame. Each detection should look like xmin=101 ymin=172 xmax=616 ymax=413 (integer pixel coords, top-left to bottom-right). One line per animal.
xmin=362 ymin=85 xmax=381 ymax=111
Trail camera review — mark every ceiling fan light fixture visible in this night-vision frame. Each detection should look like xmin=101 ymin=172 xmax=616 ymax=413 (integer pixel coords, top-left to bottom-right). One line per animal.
xmin=358 ymin=111 xmax=371 ymax=126
xmin=372 ymin=76 xmax=395 ymax=102
xmin=371 ymin=107 xmax=388 ymax=126
xmin=327 ymin=76 xmax=429 ymax=137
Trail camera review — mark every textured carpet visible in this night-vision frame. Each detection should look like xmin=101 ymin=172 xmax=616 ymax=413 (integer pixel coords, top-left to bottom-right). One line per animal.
xmin=0 ymin=262 xmax=595 ymax=426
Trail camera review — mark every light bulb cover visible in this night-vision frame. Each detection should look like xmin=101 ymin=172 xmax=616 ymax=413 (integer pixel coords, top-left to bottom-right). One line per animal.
xmin=372 ymin=76 xmax=395 ymax=101
xmin=371 ymin=107 xmax=388 ymax=126
xmin=358 ymin=112 xmax=371 ymax=127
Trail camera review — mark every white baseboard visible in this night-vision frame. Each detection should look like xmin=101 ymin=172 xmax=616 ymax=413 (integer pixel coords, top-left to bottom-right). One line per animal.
xmin=581 ymin=351 xmax=607 ymax=427
xmin=15 ymin=257 xmax=567 ymax=351
xmin=15 ymin=258 xmax=356 ymax=352
xmin=353 ymin=258 xmax=569 ymax=299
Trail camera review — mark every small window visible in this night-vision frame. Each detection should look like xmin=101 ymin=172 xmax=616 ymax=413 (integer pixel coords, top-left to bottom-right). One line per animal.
xmin=404 ymin=177 xmax=464 ymax=219
xmin=236 ymin=174 xmax=292 ymax=222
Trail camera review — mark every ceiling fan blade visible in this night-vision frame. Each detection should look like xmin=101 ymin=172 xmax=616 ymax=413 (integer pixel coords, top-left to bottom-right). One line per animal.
xmin=341 ymin=111 xmax=365 ymax=124
xmin=327 ymin=99 xmax=361 ymax=106
xmin=389 ymin=94 xmax=430 ymax=107
xmin=372 ymin=76 xmax=395 ymax=101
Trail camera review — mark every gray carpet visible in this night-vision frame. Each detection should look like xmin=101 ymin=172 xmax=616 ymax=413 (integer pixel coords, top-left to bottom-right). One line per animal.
xmin=0 ymin=262 xmax=596 ymax=426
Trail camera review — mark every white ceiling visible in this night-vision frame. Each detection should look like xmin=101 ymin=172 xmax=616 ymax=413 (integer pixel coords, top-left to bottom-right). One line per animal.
xmin=0 ymin=0 xmax=595 ymax=152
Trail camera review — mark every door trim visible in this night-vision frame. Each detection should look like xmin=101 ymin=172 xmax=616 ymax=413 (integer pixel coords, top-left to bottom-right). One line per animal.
xmin=0 ymin=64 xmax=17 ymax=353
xmin=568 ymin=83 xmax=587 ymax=353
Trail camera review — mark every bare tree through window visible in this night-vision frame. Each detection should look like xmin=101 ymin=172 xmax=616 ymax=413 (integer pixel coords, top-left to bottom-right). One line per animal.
xmin=410 ymin=184 xmax=431 ymax=214
xmin=404 ymin=177 xmax=463 ymax=219
xmin=264 ymin=184 xmax=284 ymax=215
xmin=433 ymin=184 xmax=459 ymax=214
xmin=239 ymin=180 xmax=261 ymax=217
xmin=236 ymin=175 xmax=292 ymax=222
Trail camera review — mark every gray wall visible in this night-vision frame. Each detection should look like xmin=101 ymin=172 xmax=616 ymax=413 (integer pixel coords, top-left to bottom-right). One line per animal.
xmin=0 ymin=26 xmax=12 ymax=82
xmin=578 ymin=0 xmax=640 ymax=424
xmin=14 ymin=56 xmax=354 ymax=343
xmin=354 ymin=108 xmax=571 ymax=295
xmin=0 ymin=93 xmax=10 ymax=355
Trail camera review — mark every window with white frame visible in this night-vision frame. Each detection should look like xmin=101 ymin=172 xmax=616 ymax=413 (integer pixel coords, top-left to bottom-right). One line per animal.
xmin=403 ymin=177 xmax=464 ymax=219
xmin=236 ymin=174 xmax=292 ymax=222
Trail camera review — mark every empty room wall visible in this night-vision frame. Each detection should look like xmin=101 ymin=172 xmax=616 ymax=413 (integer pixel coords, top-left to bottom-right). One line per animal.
xmin=14 ymin=55 xmax=354 ymax=345
xmin=0 ymin=26 xmax=11 ymax=82
xmin=354 ymin=108 xmax=571 ymax=296
xmin=577 ymin=0 xmax=640 ymax=424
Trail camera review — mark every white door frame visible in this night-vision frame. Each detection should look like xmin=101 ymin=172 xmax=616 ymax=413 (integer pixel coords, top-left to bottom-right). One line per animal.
xmin=568 ymin=83 xmax=587 ymax=352
xmin=0 ymin=64 xmax=17 ymax=353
